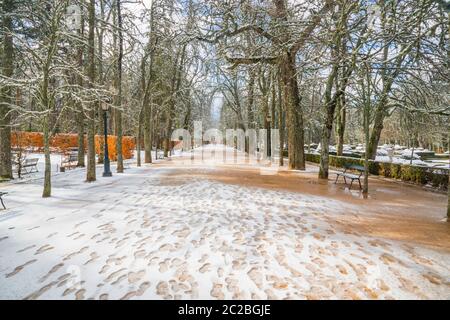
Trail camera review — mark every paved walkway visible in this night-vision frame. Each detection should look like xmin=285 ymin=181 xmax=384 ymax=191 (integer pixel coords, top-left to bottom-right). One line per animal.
xmin=0 ymin=146 xmax=448 ymax=299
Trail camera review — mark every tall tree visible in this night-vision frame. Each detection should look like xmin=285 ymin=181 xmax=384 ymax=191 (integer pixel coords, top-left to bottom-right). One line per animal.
xmin=76 ymin=2 xmax=85 ymax=167
xmin=219 ymin=0 xmax=335 ymax=170
xmin=115 ymin=0 xmax=124 ymax=173
xmin=85 ymin=0 xmax=96 ymax=182
xmin=366 ymin=0 xmax=436 ymax=159
xmin=0 ymin=0 xmax=14 ymax=180
xmin=318 ymin=1 xmax=361 ymax=179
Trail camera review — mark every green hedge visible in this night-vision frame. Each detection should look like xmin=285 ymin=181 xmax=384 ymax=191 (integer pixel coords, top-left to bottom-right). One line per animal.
xmin=304 ymin=153 xmax=448 ymax=190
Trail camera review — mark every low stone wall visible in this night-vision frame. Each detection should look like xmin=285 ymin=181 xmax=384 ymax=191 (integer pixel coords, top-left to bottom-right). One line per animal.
xmin=305 ymin=153 xmax=449 ymax=191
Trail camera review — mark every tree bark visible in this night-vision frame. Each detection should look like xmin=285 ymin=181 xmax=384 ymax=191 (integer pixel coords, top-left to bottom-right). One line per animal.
xmin=281 ymin=53 xmax=305 ymax=170
xmin=245 ymin=67 xmax=255 ymax=154
xmin=318 ymin=61 xmax=339 ymax=179
xmin=41 ymin=64 xmax=52 ymax=198
xmin=272 ymin=0 xmax=306 ymax=170
xmin=277 ymin=75 xmax=284 ymax=167
xmin=367 ymin=106 xmax=387 ymax=159
xmin=447 ymin=12 xmax=450 ymax=220
xmin=164 ymin=115 xmax=172 ymax=157
xmin=164 ymin=44 xmax=186 ymax=157
xmin=0 ymin=0 xmax=14 ymax=180
xmin=363 ymin=107 xmax=370 ymax=197
xmin=447 ymin=120 xmax=449 ymax=219
xmin=336 ymin=92 xmax=346 ymax=156
xmin=42 ymin=116 xmax=51 ymax=198
xmin=247 ymin=68 xmax=255 ymax=129
xmin=76 ymin=6 xmax=85 ymax=167
xmin=143 ymin=101 xmax=153 ymax=163
xmin=143 ymin=2 xmax=156 ymax=163
xmin=86 ymin=0 xmax=96 ymax=182
xmin=137 ymin=109 xmax=143 ymax=167
xmin=115 ymin=0 xmax=124 ymax=173
xmin=96 ymin=0 xmax=105 ymax=165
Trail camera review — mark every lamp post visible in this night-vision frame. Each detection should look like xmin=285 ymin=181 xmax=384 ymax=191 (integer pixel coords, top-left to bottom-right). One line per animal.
xmin=266 ymin=115 xmax=272 ymax=158
xmin=101 ymin=100 xmax=112 ymax=177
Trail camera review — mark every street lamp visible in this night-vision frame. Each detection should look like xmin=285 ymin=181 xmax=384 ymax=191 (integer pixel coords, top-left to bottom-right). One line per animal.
xmin=101 ymin=100 xmax=112 ymax=177
xmin=266 ymin=115 xmax=272 ymax=158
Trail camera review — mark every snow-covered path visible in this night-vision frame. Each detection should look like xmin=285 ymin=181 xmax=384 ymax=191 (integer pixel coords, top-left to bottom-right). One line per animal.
xmin=0 ymin=148 xmax=449 ymax=299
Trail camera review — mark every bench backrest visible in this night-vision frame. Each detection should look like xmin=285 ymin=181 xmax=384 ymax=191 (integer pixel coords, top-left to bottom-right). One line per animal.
xmin=23 ymin=158 xmax=39 ymax=165
xmin=343 ymin=163 xmax=365 ymax=173
xmin=63 ymin=154 xmax=78 ymax=162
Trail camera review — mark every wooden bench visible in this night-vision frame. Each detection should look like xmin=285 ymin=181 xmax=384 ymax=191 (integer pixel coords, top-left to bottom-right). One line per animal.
xmin=61 ymin=153 xmax=78 ymax=170
xmin=22 ymin=158 xmax=39 ymax=174
xmin=0 ymin=192 xmax=7 ymax=210
xmin=335 ymin=164 xmax=365 ymax=190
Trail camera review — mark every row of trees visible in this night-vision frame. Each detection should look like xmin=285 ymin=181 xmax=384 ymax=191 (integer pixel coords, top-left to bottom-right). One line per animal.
xmin=0 ymin=0 xmax=210 ymax=197
xmin=0 ymin=0 xmax=449 ymax=216
xmin=199 ymin=0 xmax=449 ymax=217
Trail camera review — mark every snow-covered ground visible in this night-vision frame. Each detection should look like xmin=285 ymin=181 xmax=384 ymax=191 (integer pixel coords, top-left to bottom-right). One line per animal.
xmin=0 ymin=146 xmax=449 ymax=300
xmin=10 ymin=152 xmax=140 ymax=182
xmin=11 ymin=153 xmax=65 ymax=181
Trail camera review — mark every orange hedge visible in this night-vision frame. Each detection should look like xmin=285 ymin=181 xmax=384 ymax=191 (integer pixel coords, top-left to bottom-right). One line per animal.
xmin=51 ymin=133 xmax=79 ymax=153
xmin=95 ymin=135 xmax=135 ymax=161
xmin=11 ymin=131 xmax=136 ymax=160
xmin=11 ymin=131 xmax=44 ymax=150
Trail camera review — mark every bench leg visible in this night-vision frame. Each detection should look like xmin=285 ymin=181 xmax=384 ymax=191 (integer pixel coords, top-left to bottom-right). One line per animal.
xmin=343 ymin=176 xmax=347 ymax=185
xmin=349 ymin=179 xmax=353 ymax=190
xmin=334 ymin=175 xmax=339 ymax=184
xmin=358 ymin=179 xmax=362 ymax=190
xmin=0 ymin=197 xmax=5 ymax=210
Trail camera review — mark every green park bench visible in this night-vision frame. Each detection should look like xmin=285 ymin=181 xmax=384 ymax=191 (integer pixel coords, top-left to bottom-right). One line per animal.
xmin=335 ymin=164 xmax=365 ymax=190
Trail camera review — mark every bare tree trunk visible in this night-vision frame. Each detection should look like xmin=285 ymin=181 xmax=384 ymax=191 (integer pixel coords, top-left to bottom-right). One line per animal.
xmin=362 ymin=62 xmax=371 ymax=197
xmin=447 ymin=12 xmax=450 ymax=220
xmin=137 ymin=109 xmax=142 ymax=167
xmin=96 ymin=0 xmax=105 ymax=165
xmin=245 ymin=68 xmax=255 ymax=154
xmin=115 ymin=0 xmax=124 ymax=173
xmin=41 ymin=64 xmax=52 ymax=198
xmin=271 ymin=77 xmax=276 ymax=131
xmin=144 ymin=104 xmax=153 ymax=163
xmin=318 ymin=104 xmax=335 ymax=179
xmin=164 ymin=43 xmax=186 ymax=158
xmin=76 ymin=8 xmax=85 ymax=167
xmin=164 ymin=116 xmax=172 ymax=157
xmin=363 ymin=108 xmax=370 ymax=197
xmin=318 ymin=64 xmax=339 ymax=179
xmin=76 ymin=111 xmax=85 ymax=166
xmin=278 ymin=75 xmax=284 ymax=167
xmin=336 ymin=93 xmax=346 ymax=156
xmin=86 ymin=0 xmax=96 ymax=182
xmin=0 ymin=0 xmax=14 ymax=180
xmin=447 ymin=121 xmax=449 ymax=219
xmin=281 ymin=53 xmax=305 ymax=170
xmin=42 ymin=116 xmax=51 ymax=197
xmin=247 ymin=68 xmax=255 ymax=129
xmin=319 ymin=3 xmax=351 ymax=179
xmin=140 ymin=41 xmax=152 ymax=164
xmin=367 ymin=108 xmax=386 ymax=160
